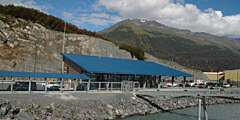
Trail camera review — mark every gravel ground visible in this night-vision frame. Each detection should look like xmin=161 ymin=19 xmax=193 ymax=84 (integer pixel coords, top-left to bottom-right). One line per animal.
xmin=1 ymin=89 xmax=240 ymax=120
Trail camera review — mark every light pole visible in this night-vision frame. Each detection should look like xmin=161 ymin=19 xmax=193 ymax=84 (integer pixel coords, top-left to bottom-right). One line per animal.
xmin=61 ymin=22 xmax=66 ymax=91
xmin=61 ymin=22 xmax=66 ymax=73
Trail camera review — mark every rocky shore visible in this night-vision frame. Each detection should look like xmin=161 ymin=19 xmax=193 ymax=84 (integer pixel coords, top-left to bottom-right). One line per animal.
xmin=0 ymin=91 xmax=240 ymax=120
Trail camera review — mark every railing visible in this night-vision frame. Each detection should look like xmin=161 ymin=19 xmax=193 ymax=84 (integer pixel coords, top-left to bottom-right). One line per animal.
xmin=0 ymin=80 xmax=140 ymax=93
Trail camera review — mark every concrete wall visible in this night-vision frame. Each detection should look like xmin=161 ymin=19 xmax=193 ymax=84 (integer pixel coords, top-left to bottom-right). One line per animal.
xmin=225 ymin=69 xmax=240 ymax=82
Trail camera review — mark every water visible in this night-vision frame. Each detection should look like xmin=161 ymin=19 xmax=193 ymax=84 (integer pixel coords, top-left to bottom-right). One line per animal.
xmin=126 ymin=104 xmax=240 ymax=120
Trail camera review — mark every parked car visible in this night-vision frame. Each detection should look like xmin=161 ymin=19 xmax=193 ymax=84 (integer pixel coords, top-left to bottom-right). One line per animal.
xmin=177 ymin=83 xmax=184 ymax=87
xmin=186 ymin=82 xmax=195 ymax=87
xmin=7 ymin=82 xmax=37 ymax=91
xmin=222 ymin=84 xmax=231 ymax=88
xmin=185 ymin=83 xmax=191 ymax=87
xmin=197 ymin=83 xmax=208 ymax=88
xmin=167 ymin=82 xmax=177 ymax=87
xmin=42 ymin=81 xmax=60 ymax=91
xmin=207 ymin=82 xmax=218 ymax=89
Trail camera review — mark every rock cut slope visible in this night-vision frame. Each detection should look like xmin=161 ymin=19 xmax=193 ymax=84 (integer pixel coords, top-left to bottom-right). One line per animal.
xmin=0 ymin=14 xmax=131 ymax=72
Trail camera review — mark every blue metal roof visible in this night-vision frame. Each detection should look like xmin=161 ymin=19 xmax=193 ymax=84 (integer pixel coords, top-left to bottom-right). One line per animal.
xmin=61 ymin=53 xmax=193 ymax=77
xmin=0 ymin=70 xmax=89 ymax=79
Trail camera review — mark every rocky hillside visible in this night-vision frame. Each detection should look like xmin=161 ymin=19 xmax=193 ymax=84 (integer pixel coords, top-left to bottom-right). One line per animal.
xmin=0 ymin=5 xmax=144 ymax=60
xmin=0 ymin=14 xmax=132 ymax=73
xmin=99 ymin=19 xmax=240 ymax=71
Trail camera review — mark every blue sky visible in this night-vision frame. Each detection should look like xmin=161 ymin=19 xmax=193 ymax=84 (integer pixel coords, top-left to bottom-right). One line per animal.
xmin=0 ymin=0 xmax=240 ymax=37
xmin=185 ymin=0 xmax=240 ymax=16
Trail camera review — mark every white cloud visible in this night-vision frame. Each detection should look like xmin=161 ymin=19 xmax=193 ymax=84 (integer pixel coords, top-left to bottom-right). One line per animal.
xmin=0 ymin=0 xmax=52 ymax=11
xmin=176 ymin=0 xmax=185 ymax=4
xmin=98 ymin=0 xmax=240 ymax=37
xmin=0 ymin=0 xmax=22 ymax=6
xmin=62 ymin=12 xmax=73 ymax=20
xmin=62 ymin=11 xmax=122 ymax=27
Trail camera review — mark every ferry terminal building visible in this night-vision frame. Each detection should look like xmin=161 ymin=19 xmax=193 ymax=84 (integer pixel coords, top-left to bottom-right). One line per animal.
xmin=0 ymin=53 xmax=193 ymax=92
xmin=61 ymin=53 xmax=193 ymax=90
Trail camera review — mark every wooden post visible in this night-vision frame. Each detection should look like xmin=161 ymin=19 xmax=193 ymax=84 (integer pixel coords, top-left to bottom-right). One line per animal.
xmin=45 ymin=78 xmax=48 ymax=93
xmin=28 ymin=77 xmax=31 ymax=94
xmin=11 ymin=77 xmax=13 ymax=94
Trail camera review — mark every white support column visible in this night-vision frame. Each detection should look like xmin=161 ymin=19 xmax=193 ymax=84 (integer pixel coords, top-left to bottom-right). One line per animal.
xmin=66 ymin=79 xmax=68 ymax=89
xmin=121 ymin=81 xmax=123 ymax=92
xmin=11 ymin=77 xmax=14 ymax=94
xmin=143 ymin=82 xmax=146 ymax=89
xmin=158 ymin=83 xmax=161 ymax=89
xmin=98 ymin=82 xmax=100 ymax=91
xmin=74 ymin=79 xmax=77 ymax=92
xmin=138 ymin=82 xmax=140 ymax=90
xmin=111 ymin=83 xmax=113 ymax=91
xmin=87 ymin=79 xmax=90 ymax=91
xmin=45 ymin=78 xmax=48 ymax=93
xmin=106 ymin=82 xmax=109 ymax=91
xmin=69 ymin=79 xmax=71 ymax=89
xmin=60 ymin=78 xmax=64 ymax=93
xmin=28 ymin=77 xmax=31 ymax=94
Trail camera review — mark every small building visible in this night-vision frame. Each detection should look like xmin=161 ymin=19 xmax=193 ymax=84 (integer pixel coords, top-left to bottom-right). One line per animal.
xmin=203 ymin=71 xmax=225 ymax=82
xmin=61 ymin=53 xmax=193 ymax=89
xmin=225 ymin=69 xmax=240 ymax=86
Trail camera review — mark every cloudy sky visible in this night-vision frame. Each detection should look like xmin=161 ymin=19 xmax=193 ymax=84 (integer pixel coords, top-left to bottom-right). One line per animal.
xmin=0 ymin=0 xmax=240 ymax=38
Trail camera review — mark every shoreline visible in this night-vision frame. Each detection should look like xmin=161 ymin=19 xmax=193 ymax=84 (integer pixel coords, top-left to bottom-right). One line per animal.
xmin=0 ymin=90 xmax=240 ymax=119
xmin=123 ymin=103 xmax=240 ymax=119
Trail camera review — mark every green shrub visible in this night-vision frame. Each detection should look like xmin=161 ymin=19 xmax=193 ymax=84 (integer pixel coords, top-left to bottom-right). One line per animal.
xmin=119 ymin=43 xmax=145 ymax=60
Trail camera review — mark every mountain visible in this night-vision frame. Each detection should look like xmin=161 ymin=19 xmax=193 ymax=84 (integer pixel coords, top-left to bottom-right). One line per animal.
xmin=99 ymin=19 xmax=240 ymax=71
